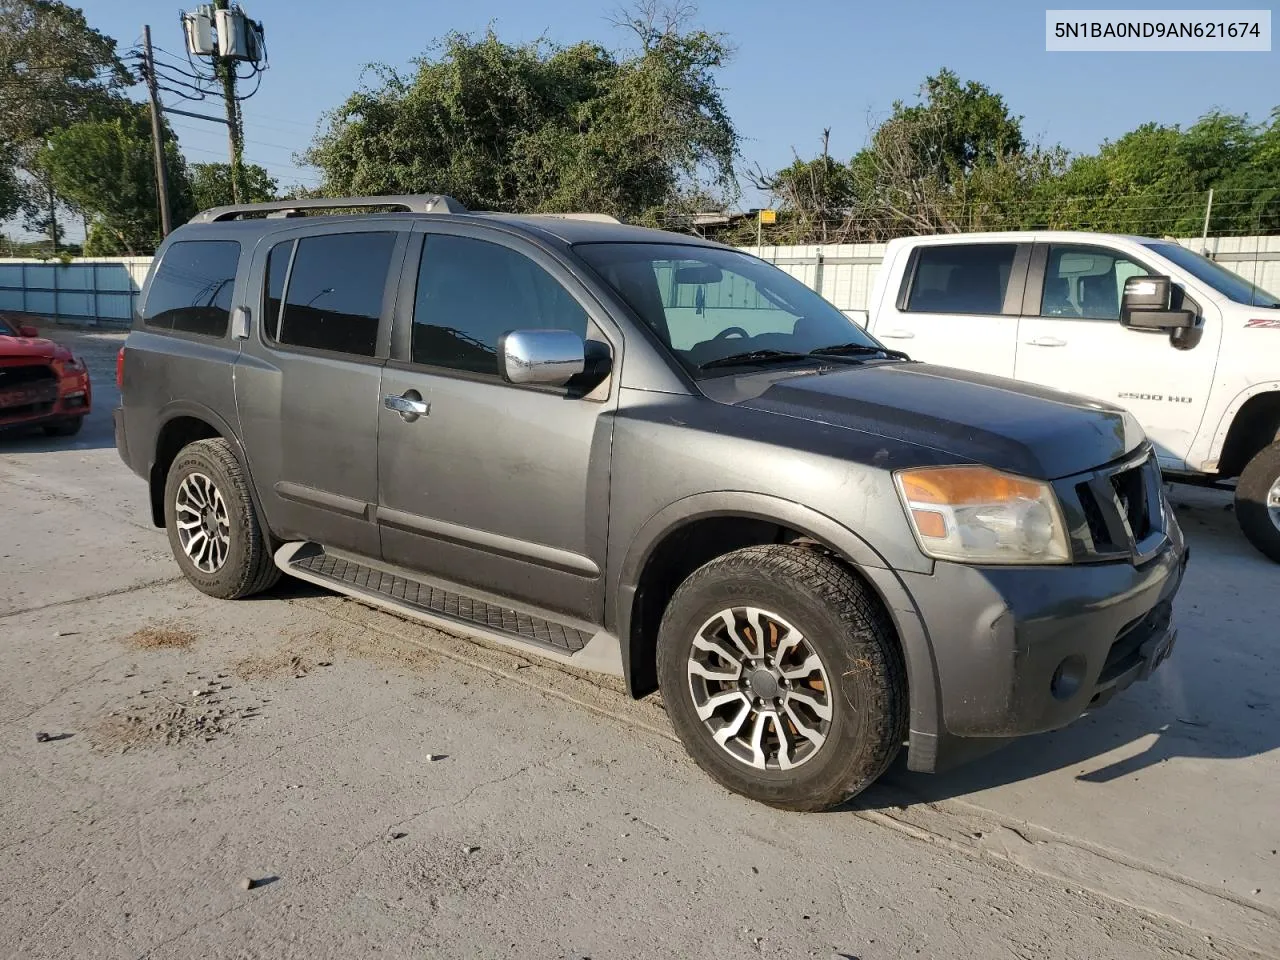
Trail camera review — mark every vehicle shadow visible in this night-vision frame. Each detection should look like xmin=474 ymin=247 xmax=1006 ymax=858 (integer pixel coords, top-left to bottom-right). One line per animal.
xmin=249 ymin=577 xmax=329 ymax=602
xmin=858 ymin=482 xmax=1279 ymax=809
xmin=0 ymin=418 xmax=117 ymax=453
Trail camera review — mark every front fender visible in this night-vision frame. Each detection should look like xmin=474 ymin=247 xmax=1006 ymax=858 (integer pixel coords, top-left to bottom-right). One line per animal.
xmin=1194 ymin=379 xmax=1280 ymax=472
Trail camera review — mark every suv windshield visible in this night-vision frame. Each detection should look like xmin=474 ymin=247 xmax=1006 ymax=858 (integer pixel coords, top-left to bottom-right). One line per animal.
xmin=1143 ymin=242 xmax=1280 ymax=308
xmin=576 ymin=242 xmax=887 ymax=375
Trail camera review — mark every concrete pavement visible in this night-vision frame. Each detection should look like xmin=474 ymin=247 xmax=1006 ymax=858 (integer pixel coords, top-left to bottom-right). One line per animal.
xmin=1 ymin=327 xmax=1276 ymax=959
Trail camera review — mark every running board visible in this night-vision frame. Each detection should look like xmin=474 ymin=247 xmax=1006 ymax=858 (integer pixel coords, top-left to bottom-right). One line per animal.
xmin=274 ymin=542 xmax=624 ymax=676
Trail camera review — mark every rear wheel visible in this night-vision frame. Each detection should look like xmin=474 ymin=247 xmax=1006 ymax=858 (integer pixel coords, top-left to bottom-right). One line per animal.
xmin=43 ymin=416 xmax=83 ymax=437
xmin=656 ymin=544 xmax=906 ymax=811
xmin=1236 ymin=441 xmax=1280 ymax=563
xmin=163 ymin=437 xmax=280 ymax=598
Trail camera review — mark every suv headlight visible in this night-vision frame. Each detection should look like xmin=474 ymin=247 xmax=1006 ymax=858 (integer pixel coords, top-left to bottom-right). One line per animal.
xmin=894 ymin=466 xmax=1070 ymax=564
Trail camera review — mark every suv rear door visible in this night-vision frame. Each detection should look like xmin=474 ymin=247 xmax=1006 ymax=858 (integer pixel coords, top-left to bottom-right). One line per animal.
xmin=235 ymin=221 xmax=411 ymax=557
xmin=375 ymin=221 xmax=618 ymax=621
xmin=869 ymin=241 xmax=1029 ymax=377
xmin=1014 ymin=242 xmax=1221 ymax=470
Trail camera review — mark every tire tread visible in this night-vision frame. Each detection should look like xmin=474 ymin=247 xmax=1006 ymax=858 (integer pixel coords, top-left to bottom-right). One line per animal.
xmin=1235 ymin=441 xmax=1280 ymax=563
xmin=165 ymin=437 xmax=280 ymax=599
xmin=657 ymin=544 xmax=906 ymax=811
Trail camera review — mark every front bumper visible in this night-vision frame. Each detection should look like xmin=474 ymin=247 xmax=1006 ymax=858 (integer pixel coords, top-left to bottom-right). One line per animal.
xmin=898 ymin=518 xmax=1187 ymax=772
xmin=0 ymin=367 xmax=91 ymax=430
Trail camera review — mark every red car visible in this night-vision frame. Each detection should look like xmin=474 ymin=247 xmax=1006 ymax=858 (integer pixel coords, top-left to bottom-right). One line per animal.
xmin=0 ymin=315 xmax=92 ymax=437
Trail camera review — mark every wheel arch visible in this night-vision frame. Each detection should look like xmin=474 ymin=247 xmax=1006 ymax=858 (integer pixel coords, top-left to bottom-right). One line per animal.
xmin=1217 ymin=389 xmax=1280 ymax=478
xmin=615 ymin=492 xmax=941 ymax=747
xmin=148 ymin=402 xmax=263 ymax=531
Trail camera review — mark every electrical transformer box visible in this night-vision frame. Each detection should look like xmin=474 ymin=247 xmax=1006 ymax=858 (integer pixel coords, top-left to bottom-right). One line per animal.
xmin=214 ymin=8 xmax=247 ymax=58
xmin=182 ymin=7 xmax=215 ymax=56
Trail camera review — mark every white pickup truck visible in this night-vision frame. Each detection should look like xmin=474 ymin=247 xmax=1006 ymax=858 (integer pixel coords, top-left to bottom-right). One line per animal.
xmin=863 ymin=231 xmax=1280 ymax=561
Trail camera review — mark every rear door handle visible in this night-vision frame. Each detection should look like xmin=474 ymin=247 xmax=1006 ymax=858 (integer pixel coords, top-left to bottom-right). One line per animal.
xmin=879 ymin=329 xmax=916 ymax=339
xmin=384 ymin=393 xmax=430 ymax=420
xmin=1024 ymin=336 xmax=1067 ymax=347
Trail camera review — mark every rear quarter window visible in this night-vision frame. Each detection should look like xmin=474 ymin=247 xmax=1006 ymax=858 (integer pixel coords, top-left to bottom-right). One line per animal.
xmin=143 ymin=240 xmax=241 ymax=337
xmin=904 ymin=243 xmax=1018 ymax=316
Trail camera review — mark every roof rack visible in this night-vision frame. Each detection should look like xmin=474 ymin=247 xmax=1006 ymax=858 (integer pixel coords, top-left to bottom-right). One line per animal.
xmin=189 ymin=194 xmax=468 ymax=223
xmin=523 ymin=212 xmax=622 ymax=224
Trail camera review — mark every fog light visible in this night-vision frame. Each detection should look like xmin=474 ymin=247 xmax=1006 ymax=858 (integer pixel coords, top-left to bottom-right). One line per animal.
xmin=1050 ymin=655 xmax=1087 ymax=701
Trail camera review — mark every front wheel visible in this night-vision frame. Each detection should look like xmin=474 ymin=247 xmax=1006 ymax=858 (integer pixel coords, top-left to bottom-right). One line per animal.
xmin=656 ymin=545 xmax=907 ymax=811
xmin=163 ymin=437 xmax=281 ymax=599
xmin=1236 ymin=441 xmax=1280 ymax=563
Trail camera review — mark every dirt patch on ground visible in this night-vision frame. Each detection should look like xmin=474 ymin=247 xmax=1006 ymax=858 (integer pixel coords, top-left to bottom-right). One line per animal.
xmin=124 ymin=624 xmax=197 ymax=651
xmin=401 ymin=835 xmax=527 ymax=909
xmin=230 ymin=620 xmax=440 ymax=682
xmin=91 ymin=674 xmax=262 ymax=752
xmin=233 ymin=627 xmax=337 ymax=680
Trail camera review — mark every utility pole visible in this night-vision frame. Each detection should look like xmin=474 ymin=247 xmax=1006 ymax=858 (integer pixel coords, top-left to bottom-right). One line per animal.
xmin=46 ymin=175 xmax=59 ymax=255
xmin=1201 ymin=188 xmax=1214 ymax=246
xmin=213 ymin=0 xmax=245 ymax=203
xmin=142 ymin=25 xmax=174 ymax=237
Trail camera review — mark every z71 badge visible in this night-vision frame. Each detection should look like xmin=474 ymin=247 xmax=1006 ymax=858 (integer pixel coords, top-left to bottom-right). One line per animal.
xmin=1245 ymin=318 xmax=1280 ymax=329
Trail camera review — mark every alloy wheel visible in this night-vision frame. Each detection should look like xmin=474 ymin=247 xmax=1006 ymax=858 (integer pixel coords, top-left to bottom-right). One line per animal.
xmin=686 ymin=606 xmax=833 ymax=771
xmin=174 ymin=472 xmax=231 ymax=573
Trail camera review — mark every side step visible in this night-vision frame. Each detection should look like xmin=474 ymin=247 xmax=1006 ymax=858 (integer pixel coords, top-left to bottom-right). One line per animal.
xmin=275 ymin=542 xmax=624 ymax=676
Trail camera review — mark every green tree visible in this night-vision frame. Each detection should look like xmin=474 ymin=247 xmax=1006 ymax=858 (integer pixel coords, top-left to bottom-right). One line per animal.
xmin=0 ymin=0 xmax=131 ymax=242
xmin=189 ymin=161 xmax=278 ymax=211
xmin=306 ymin=4 xmax=738 ymax=221
xmin=38 ymin=105 xmax=193 ymax=255
xmin=1039 ymin=109 xmax=1280 ymax=235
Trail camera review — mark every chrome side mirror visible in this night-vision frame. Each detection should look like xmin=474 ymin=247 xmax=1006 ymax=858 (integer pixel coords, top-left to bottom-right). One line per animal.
xmin=498 ymin=329 xmax=586 ymax=386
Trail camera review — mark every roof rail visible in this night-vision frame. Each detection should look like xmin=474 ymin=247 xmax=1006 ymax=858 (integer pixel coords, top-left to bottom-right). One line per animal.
xmin=189 ymin=194 xmax=468 ymax=223
xmin=523 ymin=212 xmax=623 ymax=224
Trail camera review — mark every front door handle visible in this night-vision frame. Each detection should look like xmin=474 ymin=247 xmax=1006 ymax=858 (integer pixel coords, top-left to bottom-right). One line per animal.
xmin=384 ymin=392 xmax=429 ymax=420
xmin=1024 ymin=336 xmax=1067 ymax=347
xmin=879 ymin=329 xmax=916 ymax=339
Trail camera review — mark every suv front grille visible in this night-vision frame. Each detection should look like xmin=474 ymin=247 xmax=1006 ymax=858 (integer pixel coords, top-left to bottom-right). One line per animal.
xmin=1111 ymin=464 xmax=1152 ymax=542
xmin=1057 ymin=447 xmax=1166 ymax=563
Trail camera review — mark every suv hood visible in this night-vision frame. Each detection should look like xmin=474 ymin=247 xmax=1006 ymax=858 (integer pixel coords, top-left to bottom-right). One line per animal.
xmin=735 ymin=362 xmax=1145 ymax=480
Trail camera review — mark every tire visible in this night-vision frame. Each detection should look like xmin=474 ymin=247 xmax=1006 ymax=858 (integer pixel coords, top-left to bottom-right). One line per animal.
xmin=1235 ymin=441 xmax=1280 ymax=563
xmin=43 ymin=416 xmax=83 ymax=437
xmin=656 ymin=544 xmax=907 ymax=811
xmin=163 ymin=437 xmax=281 ymax=599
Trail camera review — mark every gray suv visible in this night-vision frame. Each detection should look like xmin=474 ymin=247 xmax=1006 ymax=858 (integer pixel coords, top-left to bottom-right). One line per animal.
xmin=115 ymin=195 xmax=1188 ymax=810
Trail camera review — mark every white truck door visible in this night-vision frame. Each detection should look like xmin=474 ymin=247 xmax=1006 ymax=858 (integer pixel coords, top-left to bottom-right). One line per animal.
xmin=1014 ymin=242 xmax=1220 ymax=470
xmin=869 ymin=241 xmax=1027 ymax=377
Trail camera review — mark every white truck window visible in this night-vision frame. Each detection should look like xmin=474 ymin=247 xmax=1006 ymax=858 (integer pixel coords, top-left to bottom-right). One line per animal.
xmin=1040 ymin=245 xmax=1149 ymax=321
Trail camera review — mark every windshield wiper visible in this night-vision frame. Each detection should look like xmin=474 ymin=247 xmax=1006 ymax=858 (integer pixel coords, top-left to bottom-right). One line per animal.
xmin=698 ymin=349 xmax=814 ymax=370
xmin=808 ymin=342 xmax=910 ymax=361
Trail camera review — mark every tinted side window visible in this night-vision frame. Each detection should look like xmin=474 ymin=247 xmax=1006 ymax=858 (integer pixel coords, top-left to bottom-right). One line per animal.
xmin=1040 ymin=245 xmax=1150 ymax=321
xmin=906 ymin=244 xmax=1018 ymax=315
xmin=144 ymin=240 xmax=241 ymax=336
xmin=412 ymin=234 xmax=589 ymax=376
xmin=276 ymin=232 xmax=396 ymax=357
xmin=263 ymin=239 xmax=293 ymax=340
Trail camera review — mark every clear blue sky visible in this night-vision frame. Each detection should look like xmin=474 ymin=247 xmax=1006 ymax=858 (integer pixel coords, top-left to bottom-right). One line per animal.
xmin=74 ymin=0 xmax=1280 ymax=208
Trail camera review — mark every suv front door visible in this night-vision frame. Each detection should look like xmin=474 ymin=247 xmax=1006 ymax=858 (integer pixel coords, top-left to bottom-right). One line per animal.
xmin=871 ymin=241 xmax=1028 ymax=377
xmin=375 ymin=222 xmax=618 ymax=621
xmin=1014 ymin=242 xmax=1220 ymax=470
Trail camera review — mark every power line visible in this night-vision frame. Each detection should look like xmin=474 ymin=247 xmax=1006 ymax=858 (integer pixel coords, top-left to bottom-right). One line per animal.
xmin=167 ymin=120 xmax=302 ymax=154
